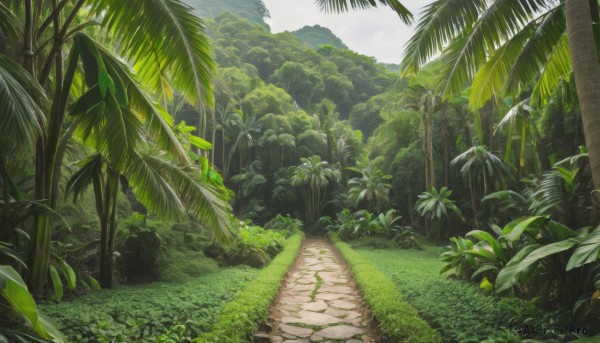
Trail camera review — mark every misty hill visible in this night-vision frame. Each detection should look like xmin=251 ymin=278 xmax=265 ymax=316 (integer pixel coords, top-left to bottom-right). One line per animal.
xmin=182 ymin=0 xmax=269 ymax=28
xmin=291 ymin=25 xmax=347 ymax=50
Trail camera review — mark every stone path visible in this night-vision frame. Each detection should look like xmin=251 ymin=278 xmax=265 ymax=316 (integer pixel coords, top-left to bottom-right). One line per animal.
xmin=257 ymin=238 xmax=377 ymax=342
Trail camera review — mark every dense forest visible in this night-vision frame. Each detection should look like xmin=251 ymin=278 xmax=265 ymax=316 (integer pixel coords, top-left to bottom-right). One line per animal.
xmin=1 ymin=0 xmax=600 ymax=342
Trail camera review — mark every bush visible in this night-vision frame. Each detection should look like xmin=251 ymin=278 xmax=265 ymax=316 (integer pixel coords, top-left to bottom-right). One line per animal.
xmin=325 ymin=209 xmax=420 ymax=249
xmin=196 ymin=231 xmax=304 ymax=342
xmin=328 ymin=232 xmax=441 ymax=342
xmin=118 ymin=214 xmax=166 ymax=283
xmin=263 ymin=214 xmax=303 ymax=237
xmin=203 ymin=223 xmax=285 ymax=267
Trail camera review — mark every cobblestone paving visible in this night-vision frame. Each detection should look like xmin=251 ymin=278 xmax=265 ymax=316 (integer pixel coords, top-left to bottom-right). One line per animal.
xmin=265 ymin=239 xmax=376 ymax=342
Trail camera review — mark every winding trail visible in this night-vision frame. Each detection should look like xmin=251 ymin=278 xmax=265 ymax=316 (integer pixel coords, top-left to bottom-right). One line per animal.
xmin=260 ymin=238 xmax=378 ymax=342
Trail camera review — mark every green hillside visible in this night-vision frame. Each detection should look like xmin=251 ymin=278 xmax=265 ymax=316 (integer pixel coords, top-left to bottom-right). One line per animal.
xmin=291 ymin=25 xmax=347 ymax=50
xmin=182 ymin=0 xmax=269 ymax=28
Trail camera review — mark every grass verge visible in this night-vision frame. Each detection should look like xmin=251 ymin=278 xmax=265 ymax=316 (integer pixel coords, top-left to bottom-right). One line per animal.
xmin=353 ymin=243 xmax=565 ymax=342
xmin=196 ymin=231 xmax=304 ymax=342
xmin=328 ymin=232 xmax=441 ymax=343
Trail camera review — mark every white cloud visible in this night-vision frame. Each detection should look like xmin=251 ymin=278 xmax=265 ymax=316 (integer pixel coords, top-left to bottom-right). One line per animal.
xmin=262 ymin=0 xmax=434 ymax=64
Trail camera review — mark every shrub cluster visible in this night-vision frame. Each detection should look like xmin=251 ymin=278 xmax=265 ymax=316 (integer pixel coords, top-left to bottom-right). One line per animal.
xmin=196 ymin=231 xmax=303 ymax=342
xmin=328 ymin=232 xmax=440 ymax=342
xmin=323 ymin=209 xmax=420 ymax=249
xmin=203 ymin=223 xmax=286 ymax=267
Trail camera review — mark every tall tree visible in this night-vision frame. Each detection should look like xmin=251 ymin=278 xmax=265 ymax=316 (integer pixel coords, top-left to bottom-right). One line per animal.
xmin=400 ymin=0 xmax=600 ymax=208
xmin=291 ymin=155 xmax=341 ymax=225
xmin=565 ymin=0 xmax=600 ymax=204
xmin=0 ymin=0 xmax=223 ymax=297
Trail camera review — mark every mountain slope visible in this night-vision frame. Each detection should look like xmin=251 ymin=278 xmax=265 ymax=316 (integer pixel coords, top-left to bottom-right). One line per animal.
xmin=183 ymin=0 xmax=269 ymax=28
xmin=291 ymin=25 xmax=347 ymax=50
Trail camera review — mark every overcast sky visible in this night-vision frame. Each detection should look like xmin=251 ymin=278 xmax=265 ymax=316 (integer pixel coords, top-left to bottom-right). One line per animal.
xmin=262 ymin=0 xmax=434 ymax=64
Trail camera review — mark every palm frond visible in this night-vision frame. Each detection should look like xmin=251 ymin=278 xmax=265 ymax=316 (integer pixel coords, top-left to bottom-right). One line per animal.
xmin=469 ymin=23 xmax=535 ymax=111
xmin=401 ymin=0 xmax=485 ymax=76
xmin=503 ymin=4 xmax=565 ymax=97
xmin=122 ymin=150 xmax=185 ymax=221
xmin=137 ymin=153 xmax=234 ymax=242
xmin=65 ymin=153 xmax=104 ymax=203
xmin=76 ymin=34 xmax=189 ymax=162
xmin=316 ymin=0 xmax=413 ymax=24
xmin=0 ymin=54 xmax=47 ymax=153
xmin=0 ymin=2 xmax=22 ymax=51
xmin=90 ymin=0 xmax=216 ymax=106
xmin=438 ymin=0 xmax=546 ymax=97
xmin=531 ymin=34 xmax=571 ymax=104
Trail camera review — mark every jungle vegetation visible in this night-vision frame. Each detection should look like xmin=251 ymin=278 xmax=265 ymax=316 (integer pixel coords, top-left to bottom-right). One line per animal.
xmin=1 ymin=0 xmax=600 ymax=341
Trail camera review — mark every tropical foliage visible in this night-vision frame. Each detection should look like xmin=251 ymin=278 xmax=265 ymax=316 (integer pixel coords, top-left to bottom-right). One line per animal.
xmin=2 ymin=0 xmax=600 ymax=340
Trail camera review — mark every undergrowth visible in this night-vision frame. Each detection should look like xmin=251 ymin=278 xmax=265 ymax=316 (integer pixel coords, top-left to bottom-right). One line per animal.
xmin=196 ymin=231 xmax=304 ymax=342
xmin=355 ymin=245 xmax=568 ymax=342
xmin=328 ymin=232 xmax=441 ymax=343
xmin=39 ymin=266 xmax=259 ymax=342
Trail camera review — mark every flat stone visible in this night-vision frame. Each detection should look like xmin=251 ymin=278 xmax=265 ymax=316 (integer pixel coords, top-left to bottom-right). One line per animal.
xmin=279 ymin=309 xmax=301 ymax=317
xmin=345 ymin=311 xmax=362 ymax=320
xmin=306 ymin=265 xmax=326 ymax=271
xmin=283 ymin=290 xmax=312 ymax=297
xmin=323 ymin=307 xmax=351 ymax=318
xmin=318 ymin=272 xmax=345 ymax=282
xmin=314 ymin=325 xmax=365 ymax=339
xmin=301 ymin=300 xmax=327 ymax=312
xmin=288 ymin=296 xmax=311 ymax=303
xmin=280 ymin=304 xmax=301 ymax=312
xmin=310 ymin=335 xmax=324 ymax=342
xmin=281 ymin=311 xmax=345 ymax=326
xmin=296 ymin=277 xmax=314 ymax=285
xmin=279 ymin=324 xmax=313 ymax=338
xmin=315 ymin=293 xmax=345 ymax=301
xmin=282 ymin=340 xmax=309 ymax=343
xmin=288 ymin=284 xmax=314 ymax=292
xmin=328 ymin=299 xmax=357 ymax=310
xmin=319 ymin=286 xmax=355 ymax=295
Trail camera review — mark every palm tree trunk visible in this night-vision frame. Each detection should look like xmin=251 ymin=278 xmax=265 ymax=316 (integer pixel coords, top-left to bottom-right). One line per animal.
xmin=426 ymin=99 xmax=435 ymax=189
xmin=105 ymin=171 xmax=119 ymax=288
xmin=441 ymin=102 xmax=450 ymax=187
xmin=23 ymin=0 xmax=35 ymax=74
xmin=565 ymin=0 xmax=600 ymax=202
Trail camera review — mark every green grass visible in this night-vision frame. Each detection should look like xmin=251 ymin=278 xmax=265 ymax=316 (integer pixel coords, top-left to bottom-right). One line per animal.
xmin=328 ymin=232 xmax=441 ymax=343
xmin=354 ymin=243 xmax=535 ymax=342
xmin=196 ymin=231 xmax=304 ymax=343
xmin=310 ymin=271 xmax=323 ymax=301
xmin=40 ymin=266 xmax=259 ymax=342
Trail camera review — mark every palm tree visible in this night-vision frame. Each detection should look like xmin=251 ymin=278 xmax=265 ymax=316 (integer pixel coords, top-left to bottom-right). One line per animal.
xmin=415 ymin=187 xmax=464 ymax=240
xmin=223 ymin=111 xmax=261 ymax=180
xmin=565 ymin=0 xmax=600 ymax=203
xmin=347 ymin=160 xmax=392 ymax=213
xmin=67 ymin=149 xmax=232 ymax=288
xmin=451 ymin=146 xmax=510 ymax=229
xmin=400 ymin=0 xmax=600 ymax=208
xmin=291 ymin=155 xmax=341 ymax=225
xmin=405 ymin=84 xmax=437 ymax=191
xmin=495 ymin=99 xmax=549 ymax=174
xmin=0 ymin=0 xmax=218 ymax=296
